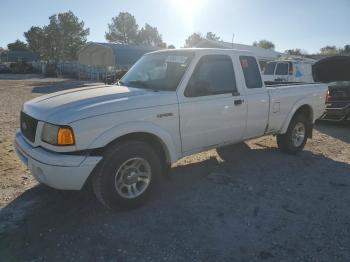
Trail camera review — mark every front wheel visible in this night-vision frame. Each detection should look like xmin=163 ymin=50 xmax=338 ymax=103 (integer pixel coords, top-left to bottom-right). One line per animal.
xmin=92 ymin=140 xmax=162 ymax=210
xmin=277 ymin=114 xmax=309 ymax=154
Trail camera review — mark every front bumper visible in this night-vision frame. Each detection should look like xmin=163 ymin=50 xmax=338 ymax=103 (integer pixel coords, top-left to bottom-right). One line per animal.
xmin=15 ymin=130 xmax=102 ymax=190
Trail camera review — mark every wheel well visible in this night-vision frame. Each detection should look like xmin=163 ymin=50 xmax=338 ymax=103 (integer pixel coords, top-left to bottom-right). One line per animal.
xmin=294 ymin=105 xmax=313 ymax=123
xmin=294 ymin=105 xmax=314 ymax=137
xmin=103 ymin=132 xmax=170 ymax=165
xmin=83 ymin=132 xmax=170 ymax=192
xmin=83 ymin=132 xmax=171 ymax=190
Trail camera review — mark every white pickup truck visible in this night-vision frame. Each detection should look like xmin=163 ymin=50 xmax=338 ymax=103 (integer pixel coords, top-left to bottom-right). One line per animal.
xmin=15 ymin=49 xmax=327 ymax=209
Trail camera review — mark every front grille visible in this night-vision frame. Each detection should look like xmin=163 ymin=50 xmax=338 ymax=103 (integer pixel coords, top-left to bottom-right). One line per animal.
xmin=20 ymin=111 xmax=38 ymax=142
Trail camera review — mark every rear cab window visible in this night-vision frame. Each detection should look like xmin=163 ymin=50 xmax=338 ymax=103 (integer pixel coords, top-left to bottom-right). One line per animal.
xmin=240 ymin=56 xmax=263 ymax=89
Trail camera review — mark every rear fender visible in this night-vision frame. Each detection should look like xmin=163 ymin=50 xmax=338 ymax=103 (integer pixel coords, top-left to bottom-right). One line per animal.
xmin=280 ymin=99 xmax=314 ymax=134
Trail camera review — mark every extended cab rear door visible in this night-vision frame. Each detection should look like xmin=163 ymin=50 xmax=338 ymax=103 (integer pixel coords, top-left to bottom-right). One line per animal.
xmin=238 ymin=56 xmax=270 ymax=139
xmin=178 ymin=54 xmax=247 ymax=154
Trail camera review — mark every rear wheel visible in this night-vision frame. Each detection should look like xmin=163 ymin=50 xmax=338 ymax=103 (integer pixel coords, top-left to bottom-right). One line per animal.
xmin=277 ymin=114 xmax=309 ymax=154
xmin=92 ymin=140 xmax=162 ymax=210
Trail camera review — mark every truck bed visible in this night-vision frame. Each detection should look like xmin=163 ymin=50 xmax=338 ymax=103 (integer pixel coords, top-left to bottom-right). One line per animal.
xmin=265 ymin=82 xmax=327 ymax=133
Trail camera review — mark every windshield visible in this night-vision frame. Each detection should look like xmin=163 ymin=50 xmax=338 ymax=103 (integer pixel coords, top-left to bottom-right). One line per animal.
xmin=120 ymin=51 xmax=195 ymax=91
xmin=264 ymin=62 xmax=276 ymax=75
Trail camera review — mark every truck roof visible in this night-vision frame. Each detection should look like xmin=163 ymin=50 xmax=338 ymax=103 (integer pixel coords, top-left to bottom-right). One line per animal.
xmin=148 ymin=48 xmax=255 ymax=57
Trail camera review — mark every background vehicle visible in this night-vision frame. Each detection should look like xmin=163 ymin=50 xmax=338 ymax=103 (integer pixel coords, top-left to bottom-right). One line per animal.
xmin=313 ymin=56 xmax=350 ymax=122
xmin=15 ymin=49 xmax=328 ymax=209
xmin=263 ymin=59 xmax=314 ymax=83
xmin=323 ymin=81 xmax=350 ymax=121
xmin=0 ymin=63 xmax=11 ymax=73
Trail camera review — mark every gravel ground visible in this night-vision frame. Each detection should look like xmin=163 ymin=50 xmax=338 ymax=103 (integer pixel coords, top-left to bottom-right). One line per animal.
xmin=0 ymin=74 xmax=349 ymax=261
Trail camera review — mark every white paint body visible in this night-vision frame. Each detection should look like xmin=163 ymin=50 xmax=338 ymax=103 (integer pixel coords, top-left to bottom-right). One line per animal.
xmin=15 ymin=49 xmax=327 ymax=190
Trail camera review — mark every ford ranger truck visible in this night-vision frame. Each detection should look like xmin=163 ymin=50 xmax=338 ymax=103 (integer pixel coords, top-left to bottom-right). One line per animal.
xmin=15 ymin=49 xmax=328 ymax=209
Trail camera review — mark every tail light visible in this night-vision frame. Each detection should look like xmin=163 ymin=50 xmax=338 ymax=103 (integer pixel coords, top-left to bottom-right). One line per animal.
xmin=325 ymin=90 xmax=332 ymax=103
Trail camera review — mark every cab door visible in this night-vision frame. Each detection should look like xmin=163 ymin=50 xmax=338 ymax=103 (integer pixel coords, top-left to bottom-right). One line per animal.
xmin=178 ymin=54 xmax=247 ymax=153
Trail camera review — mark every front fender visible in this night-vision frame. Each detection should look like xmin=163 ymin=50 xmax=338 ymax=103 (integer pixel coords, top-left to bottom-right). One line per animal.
xmin=87 ymin=121 xmax=181 ymax=163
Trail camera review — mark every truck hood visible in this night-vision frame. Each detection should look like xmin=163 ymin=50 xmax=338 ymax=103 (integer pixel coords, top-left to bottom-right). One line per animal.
xmin=23 ymin=85 xmax=178 ymax=123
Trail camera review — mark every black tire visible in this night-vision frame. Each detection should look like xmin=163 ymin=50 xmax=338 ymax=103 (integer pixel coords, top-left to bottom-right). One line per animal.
xmin=277 ymin=114 xmax=309 ymax=154
xmin=92 ymin=140 xmax=162 ymax=210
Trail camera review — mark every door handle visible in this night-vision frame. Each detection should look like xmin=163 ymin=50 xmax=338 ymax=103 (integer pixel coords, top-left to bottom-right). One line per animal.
xmin=234 ymin=99 xmax=244 ymax=105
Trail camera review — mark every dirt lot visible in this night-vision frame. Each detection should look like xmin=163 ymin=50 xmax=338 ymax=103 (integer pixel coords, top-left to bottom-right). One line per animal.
xmin=0 ymin=74 xmax=349 ymax=261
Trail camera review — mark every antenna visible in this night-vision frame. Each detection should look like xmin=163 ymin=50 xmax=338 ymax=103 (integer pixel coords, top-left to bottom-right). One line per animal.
xmin=232 ymin=34 xmax=235 ymax=48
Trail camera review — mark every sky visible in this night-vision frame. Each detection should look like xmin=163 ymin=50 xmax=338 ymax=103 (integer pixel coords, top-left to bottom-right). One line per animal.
xmin=0 ymin=0 xmax=349 ymax=53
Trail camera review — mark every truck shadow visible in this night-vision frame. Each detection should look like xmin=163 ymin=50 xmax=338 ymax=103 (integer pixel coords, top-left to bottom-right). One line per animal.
xmin=315 ymin=120 xmax=350 ymax=143
xmin=1 ymin=144 xmax=350 ymax=261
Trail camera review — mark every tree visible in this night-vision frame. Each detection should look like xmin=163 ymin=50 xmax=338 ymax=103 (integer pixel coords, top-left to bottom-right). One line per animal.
xmin=167 ymin=44 xmax=175 ymax=49
xmin=184 ymin=33 xmax=204 ymax=47
xmin=105 ymin=13 xmax=167 ymax=47
xmin=158 ymin=42 xmax=167 ymax=49
xmin=24 ymin=11 xmax=89 ymax=61
xmin=184 ymin=31 xmax=222 ymax=47
xmin=7 ymin=40 xmax=28 ymax=51
xmin=105 ymin=12 xmax=138 ymax=44
xmin=284 ymin=48 xmax=307 ymax=56
xmin=48 ymin=11 xmax=89 ymax=60
xmin=24 ymin=26 xmax=45 ymax=53
xmin=253 ymin=40 xmax=275 ymax=50
xmin=137 ymin=23 xmax=165 ymax=47
xmin=342 ymin=45 xmax=350 ymax=54
xmin=320 ymin=45 xmax=337 ymax=55
xmin=206 ymin=32 xmax=220 ymax=41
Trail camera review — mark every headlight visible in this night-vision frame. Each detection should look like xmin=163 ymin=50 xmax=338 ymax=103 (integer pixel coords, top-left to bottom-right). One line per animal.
xmin=41 ymin=123 xmax=75 ymax=146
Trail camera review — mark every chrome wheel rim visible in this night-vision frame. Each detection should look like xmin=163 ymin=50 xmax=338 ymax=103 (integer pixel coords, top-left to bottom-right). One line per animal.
xmin=292 ymin=122 xmax=306 ymax=147
xmin=114 ymin=157 xmax=152 ymax=199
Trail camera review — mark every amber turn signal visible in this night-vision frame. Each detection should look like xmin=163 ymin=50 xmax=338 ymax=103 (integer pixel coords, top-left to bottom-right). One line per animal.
xmin=57 ymin=127 xmax=75 ymax=145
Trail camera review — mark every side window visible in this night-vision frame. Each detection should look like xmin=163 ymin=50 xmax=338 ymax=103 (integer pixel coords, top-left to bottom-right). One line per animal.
xmin=264 ymin=62 xmax=276 ymax=75
xmin=275 ymin=63 xmax=289 ymax=75
xmin=185 ymin=55 xmax=237 ymax=97
xmin=240 ymin=56 xmax=263 ymax=89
